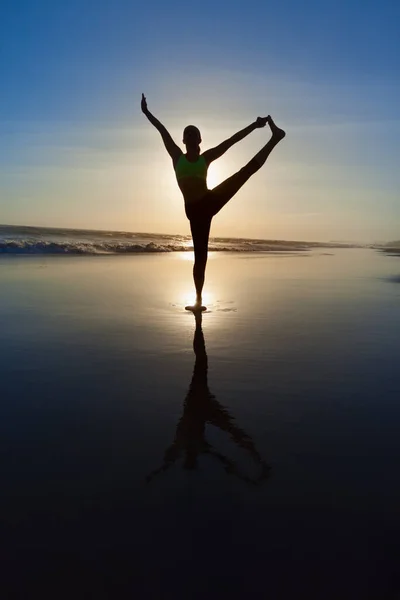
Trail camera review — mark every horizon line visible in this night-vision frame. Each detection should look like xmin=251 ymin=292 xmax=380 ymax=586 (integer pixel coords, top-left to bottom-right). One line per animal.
xmin=0 ymin=222 xmax=373 ymax=247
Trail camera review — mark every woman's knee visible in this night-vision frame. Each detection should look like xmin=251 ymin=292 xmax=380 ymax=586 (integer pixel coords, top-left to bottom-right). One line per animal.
xmin=194 ymin=251 xmax=207 ymax=271
xmin=194 ymin=253 xmax=207 ymax=268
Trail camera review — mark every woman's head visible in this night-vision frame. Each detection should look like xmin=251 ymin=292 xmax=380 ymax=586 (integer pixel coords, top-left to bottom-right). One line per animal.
xmin=183 ymin=125 xmax=202 ymax=149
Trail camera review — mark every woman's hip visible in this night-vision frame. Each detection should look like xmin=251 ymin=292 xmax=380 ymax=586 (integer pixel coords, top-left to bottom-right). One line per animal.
xmin=185 ymin=192 xmax=214 ymax=221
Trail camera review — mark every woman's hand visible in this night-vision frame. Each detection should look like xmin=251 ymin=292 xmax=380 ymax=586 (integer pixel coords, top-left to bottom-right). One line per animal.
xmin=141 ymin=93 xmax=148 ymax=114
xmin=255 ymin=116 xmax=269 ymax=128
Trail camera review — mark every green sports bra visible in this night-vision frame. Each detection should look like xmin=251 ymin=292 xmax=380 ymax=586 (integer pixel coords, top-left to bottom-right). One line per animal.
xmin=175 ymin=154 xmax=207 ymax=181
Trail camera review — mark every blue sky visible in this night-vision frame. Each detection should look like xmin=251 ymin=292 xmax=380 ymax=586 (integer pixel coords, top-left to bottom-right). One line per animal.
xmin=1 ymin=0 xmax=399 ymax=242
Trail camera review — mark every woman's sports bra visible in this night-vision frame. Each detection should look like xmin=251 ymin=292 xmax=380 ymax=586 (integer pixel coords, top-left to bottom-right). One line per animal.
xmin=175 ymin=154 xmax=207 ymax=181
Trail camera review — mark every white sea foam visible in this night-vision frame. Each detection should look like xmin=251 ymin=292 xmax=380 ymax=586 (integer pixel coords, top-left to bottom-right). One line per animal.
xmin=0 ymin=224 xmax=360 ymax=255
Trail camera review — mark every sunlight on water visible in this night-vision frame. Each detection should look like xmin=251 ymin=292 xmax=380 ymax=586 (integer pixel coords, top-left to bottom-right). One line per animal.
xmin=179 ymin=249 xmax=217 ymax=261
xmin=180 ymin=248 xmax=194 ymax=260
xmin=180 ymin=288 xmax=214 ymax=309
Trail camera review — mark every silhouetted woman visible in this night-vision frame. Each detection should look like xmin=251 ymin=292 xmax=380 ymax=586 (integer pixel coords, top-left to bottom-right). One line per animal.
xmin=141 ymin=94 xmax=285 ymax=310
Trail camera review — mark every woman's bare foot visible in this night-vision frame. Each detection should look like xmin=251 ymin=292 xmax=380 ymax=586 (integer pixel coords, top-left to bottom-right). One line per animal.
xmin=267 ymin=116 xmax=286 ymax=141
xmin=185 ymin=305 xmax=207 ymax=313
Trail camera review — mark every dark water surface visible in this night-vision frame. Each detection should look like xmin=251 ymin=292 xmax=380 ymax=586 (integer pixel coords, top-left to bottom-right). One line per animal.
xmin=1 ymin=249 xmax=399 ymax=598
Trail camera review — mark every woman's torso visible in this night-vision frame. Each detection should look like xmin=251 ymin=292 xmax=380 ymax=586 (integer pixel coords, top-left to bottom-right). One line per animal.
xmin=174 ymin=154 xmax=209 ymax=204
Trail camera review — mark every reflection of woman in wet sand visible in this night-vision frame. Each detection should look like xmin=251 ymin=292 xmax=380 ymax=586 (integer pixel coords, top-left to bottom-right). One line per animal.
xmin=146 ymin=312 xmax=270 ymax=485
xmin=141 ymin=94 xmax=285 ymax=311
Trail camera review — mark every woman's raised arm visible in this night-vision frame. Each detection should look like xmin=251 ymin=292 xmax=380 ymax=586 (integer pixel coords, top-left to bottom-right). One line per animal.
xmin=141 ymin=94 xmax=182 ymax=162
xmin=202 ymin=117 xmax=268 ymax=165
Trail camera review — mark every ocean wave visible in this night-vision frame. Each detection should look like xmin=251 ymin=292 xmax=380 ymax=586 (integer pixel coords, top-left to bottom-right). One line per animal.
xmin=0 ymin=239 xmax=309 ymax=255
xmin=0 ymin=240 xmax=188 ymax=254
xmin=0 ymin=225 xmax=361 ymax=255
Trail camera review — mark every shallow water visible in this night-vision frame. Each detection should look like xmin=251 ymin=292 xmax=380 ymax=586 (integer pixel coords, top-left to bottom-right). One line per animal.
xmin=1 ymin=248 xmax=399 ymax=598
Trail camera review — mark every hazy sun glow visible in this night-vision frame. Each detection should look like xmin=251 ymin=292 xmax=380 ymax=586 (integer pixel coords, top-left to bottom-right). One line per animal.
xmin=180 ymin=249 xmax=217 ymax=261
xmin=181 ymin=250 xmax=194 ymax=261
xmin=207 ymin=163 xmax=221 ymax=189
xmin=181 ymin=288 xmax=214 ymax=309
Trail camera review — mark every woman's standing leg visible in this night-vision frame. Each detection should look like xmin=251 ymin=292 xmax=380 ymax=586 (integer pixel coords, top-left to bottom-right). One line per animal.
xmin=188 ymin=217 xmax=212 ymax=308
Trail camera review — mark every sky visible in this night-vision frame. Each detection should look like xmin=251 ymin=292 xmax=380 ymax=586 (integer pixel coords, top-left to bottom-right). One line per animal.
xmin=1 ymin=0 xmax=399 ymax=243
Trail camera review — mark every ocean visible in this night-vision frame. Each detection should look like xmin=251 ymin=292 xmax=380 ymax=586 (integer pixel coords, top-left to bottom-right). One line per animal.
xmin=0 ymin=223 xmax=368 ymax=255
xmin=1 ymin=229 xmax=400 ymax=598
